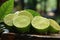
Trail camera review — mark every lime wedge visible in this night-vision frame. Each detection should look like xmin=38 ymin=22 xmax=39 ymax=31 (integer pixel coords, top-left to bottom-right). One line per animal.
xmin=13 ymin=15 xmax=30 ymax=33
xmin=49 ymin=19 xmax=60 ymax=33
xmin=31 ymin=16 xmax=49 ymax=33
xmin=15 ymin=10 xmax=33 ymax=21
xmin=4 ymin=14 xmax=15 ymax=26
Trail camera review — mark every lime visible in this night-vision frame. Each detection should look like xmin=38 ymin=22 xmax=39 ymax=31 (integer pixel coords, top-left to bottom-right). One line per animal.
xmin=49 ymin=19 xmax=60 ymax=33
xmin=31 ymin=16 xmax=49 ymax=33
xmin=13 ymin=15 xmax=30 ymax=33
xmin=4 ymin=14 xmax=15 ymax=26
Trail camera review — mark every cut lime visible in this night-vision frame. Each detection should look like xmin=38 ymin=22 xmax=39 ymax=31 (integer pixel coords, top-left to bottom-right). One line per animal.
xmin=26 ymin=9 xmax=40 ymax=17
xmin=31 ymin=16 xmax=49 ymax=33
xmin=49 ymin=19 xmax=60 ymax=33
xmin=4 ymin=14 xmax=15 ymax=26
xmin=15 ymin=10 xmax=33 ymax=21
xmin=13 ymin=15 xmax=30 ymax=33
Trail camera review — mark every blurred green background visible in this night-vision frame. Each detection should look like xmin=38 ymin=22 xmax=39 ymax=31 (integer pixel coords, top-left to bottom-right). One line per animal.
xmin=0 ymin=0 xmax=60 ymax=24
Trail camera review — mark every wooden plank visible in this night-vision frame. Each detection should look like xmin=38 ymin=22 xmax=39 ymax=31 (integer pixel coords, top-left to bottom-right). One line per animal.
xmin=1 ymin=33 xmax=60 ymax=40
xmin=27 ymin=34 xmax=60 ymax=38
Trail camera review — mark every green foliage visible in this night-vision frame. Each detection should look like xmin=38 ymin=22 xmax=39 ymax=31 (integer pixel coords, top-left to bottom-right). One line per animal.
xmin=0 ymin=0 xmax=14 ymax=22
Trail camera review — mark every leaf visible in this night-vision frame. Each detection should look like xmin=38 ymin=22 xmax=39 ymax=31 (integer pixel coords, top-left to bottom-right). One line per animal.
xmin=0 ymin=0 xmax=14 ymax=22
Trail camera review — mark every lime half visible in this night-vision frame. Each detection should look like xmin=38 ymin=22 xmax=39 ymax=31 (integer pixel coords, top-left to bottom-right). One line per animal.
xmin=31 ymin=16 xmax=49 ymax=33
xmin=4 ymin=14 xmax=15 ymax=26
xmin=49 ymin=19 xmax=60 ymax=33
xmin=13 ymin=15 xmax=30 ymax=33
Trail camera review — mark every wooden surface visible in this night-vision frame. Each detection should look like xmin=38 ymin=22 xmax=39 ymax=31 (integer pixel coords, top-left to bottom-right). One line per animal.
xmin=1 ymin=33 xmax=60 ymax=38
xmin=27 ymin=34 xmax=60 ymax=38
xmin=1 ymin=33 xmax=60 ymax=40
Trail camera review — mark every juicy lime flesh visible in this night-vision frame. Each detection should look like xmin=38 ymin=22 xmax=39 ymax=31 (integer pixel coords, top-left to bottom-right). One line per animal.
xmin=13 ymin=15 xmax=30 ymax=28
xmin=4 ymin=14 xmax=15 ymax=26
xmin=49 ymin=19 xmax=60 ymax=30
xmin=18 ymin=10 xmax=33 ymax=21
xmin=32 ymin=16 xmax=49 ymax=29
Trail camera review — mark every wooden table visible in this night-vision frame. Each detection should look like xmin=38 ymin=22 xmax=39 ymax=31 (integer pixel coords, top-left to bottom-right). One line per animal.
xmin=1 ymin=33 xmax=60 ymax=40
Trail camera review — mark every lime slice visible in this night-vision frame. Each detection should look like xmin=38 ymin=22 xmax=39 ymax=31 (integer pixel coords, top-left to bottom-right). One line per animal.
xmin=4 ymin=14 xmax=15 ymax=26
xmin=49 ymin=19 xmax=60 ymax=33
xmin=15 ymin=10 xmax=33 ymax=21
xmin=31 ymin=16 xmax=49 ymax=33
xmin=26 ymin=9 xmax=40 ymax=17
xmin=13 ymin=15 xmax=30 ymax=33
